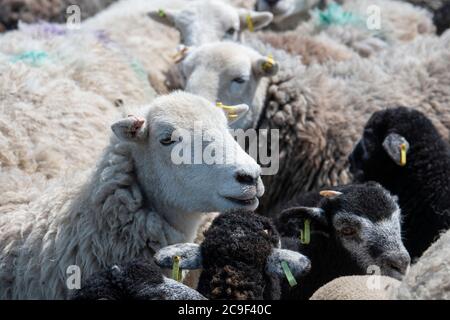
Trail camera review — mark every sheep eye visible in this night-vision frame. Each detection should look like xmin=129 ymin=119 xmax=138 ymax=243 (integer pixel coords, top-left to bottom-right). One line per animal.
xmin=226 ymin=27 xmax=236 ymax=36
xmin=160 ymin=137 xmax=176 ymax=146
xmin=340 ymin=227 xmax=357 ymax=236
xmin=233 ymin=77 xmax=246 ymax=84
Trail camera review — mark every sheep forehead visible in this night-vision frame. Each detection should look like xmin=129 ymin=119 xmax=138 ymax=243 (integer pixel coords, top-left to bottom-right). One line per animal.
xmin=333 ymin=209 xmax=402 ymax=247
xmin=191 ymin=43 xmax=259 ymax=71
xmin=147 ymin=93 xmax=228 ymax=131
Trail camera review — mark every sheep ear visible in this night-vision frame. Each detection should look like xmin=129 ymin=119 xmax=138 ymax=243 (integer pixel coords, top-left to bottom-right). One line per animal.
xmin=279 ymin=206 xmax=328 ymax=227
xmin=239 ymin=9 xmax=273 ymax=31
xmin=148 ymin=9 xmax=179 ymax=27
xmin=216 ymin=102 xmax=249 ymax=125
xmin=160 ymin=277 xmax=207 ymax=300
xmin=382 ymin=133 xmax=410 ymax=167
xmin=319 ymin=190 xmax=343 ymax=199
xmin=154 ymin=243 xmax=203 ymax=270
xmin=265 ymin=249 xmax=311 ymax=280
xmin=254 ymin=56 xmax=279 ymax=77
xmin=111 ymin=115 xmax=148 ymax=142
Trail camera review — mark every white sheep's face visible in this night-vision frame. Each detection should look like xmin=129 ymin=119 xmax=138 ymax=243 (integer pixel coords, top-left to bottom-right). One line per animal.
xmin=111 ymin=92 xmax=264 ymax=214
xmin=182 ymin=42 xmax=279 ymax=129
xmin=148 ymin=0 xmax=273 ymax=46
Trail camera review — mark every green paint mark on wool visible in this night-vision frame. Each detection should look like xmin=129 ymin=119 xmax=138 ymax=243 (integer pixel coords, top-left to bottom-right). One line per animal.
xmin=11 ymin=50 xmax=49 ymax=66
xmin=314 ymin=3 xmax=363 ymax=27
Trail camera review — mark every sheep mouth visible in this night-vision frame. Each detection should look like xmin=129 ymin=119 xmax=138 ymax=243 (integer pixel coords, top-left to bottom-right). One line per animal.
xmin=224 ymin=196 xmax=258 ymax=207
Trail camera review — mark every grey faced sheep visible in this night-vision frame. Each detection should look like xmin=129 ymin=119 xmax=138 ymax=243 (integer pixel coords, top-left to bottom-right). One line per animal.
xmin=274 ymin=182 xmax=410 ymax=299
xmin=154 ymin=211 xmax=311 ymax=300
xmin=0 ymin=92 xmax=264 ymax=299
xmin=310 ymin=228 xmax=450 ymax=300
xmin=71 ymin=258 xmax=206 ymax=300
xmin=349 ymin=107 xmax=450 ymax=259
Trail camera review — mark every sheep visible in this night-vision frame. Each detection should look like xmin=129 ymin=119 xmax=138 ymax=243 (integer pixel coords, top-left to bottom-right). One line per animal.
xmin=310 ymin=229 xmax=450 ymax=300
xmin=274 ymin=182 xmax=410 ymax=299
xmin=83 ymin=0 xmax=273 ymax=93
xmin=255 ymin=0 xmax=324 ymax=30
xmin=154 ymin=211 xmax=311 ymax=300
xmin=392 ymin=229 xmax=450 ymax=300
xmin=349 ymin=107 xmax=450 ymax=259
xmin=255 ymin=0 xmax=435 ymax=57
xmin=180 ymin=32 xmax=450 ymax=214
xmin=0 ymin=0 xmax=271 ymax=210
xmin=0 ymin=0 xmax=117 ymax=31
xmin=0 ymin=24 xmax=157 ymax=211
xmin=309 ymin=275 xmax=401 ymax=300
xmin=71 ymin=258 xmax=206 ymax=300
xmin=0 ymin=91 xmax=265 ymax=299
xmin=402 ymin=0 xmax=450 ymax=34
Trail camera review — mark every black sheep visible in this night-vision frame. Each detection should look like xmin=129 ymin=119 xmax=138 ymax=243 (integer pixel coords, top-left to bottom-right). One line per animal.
xmin=154 ymin=211 xmax=311 ymax=300
xmin=349 ymin=107 xmax=450 ymax=259
xmin=275 ymin=182 xmax=411 ymax=300
xmin=71 ymin=258 xmax=206 ymax=300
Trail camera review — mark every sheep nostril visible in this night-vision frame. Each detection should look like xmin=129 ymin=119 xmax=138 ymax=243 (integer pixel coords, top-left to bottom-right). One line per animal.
xmin=235 ymin=172 xmax=257 ymax=185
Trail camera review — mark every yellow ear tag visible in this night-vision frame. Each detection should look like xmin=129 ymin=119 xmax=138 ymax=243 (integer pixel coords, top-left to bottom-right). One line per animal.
xmin=262 ymin=54 xmax=275 ymax=71
xmin=172 ymin=255 xmax=182 ymax=282
xmin=246 ymin=14 xmax=255 ymax=32
xmin=216 ymin=102 xmax=238 ymax=119
xmin=158 ymin=9 xmax=166 ymax=17
xmin=400 ymin=143 xmax=407 ymax=166
xmin=299 ymin=219 xmax=311 ymax=245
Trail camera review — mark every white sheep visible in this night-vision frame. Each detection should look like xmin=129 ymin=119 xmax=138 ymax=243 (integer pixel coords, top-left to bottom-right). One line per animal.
xmin=0 ymin=91 xmax=265 ymax=299
xmin=0 ymin=0 xmax=272 ymax=211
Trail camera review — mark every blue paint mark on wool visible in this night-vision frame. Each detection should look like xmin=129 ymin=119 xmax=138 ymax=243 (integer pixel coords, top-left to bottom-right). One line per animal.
xmin=314 ymin=3 xmax=364 ymax=27
xmin=11 ymin=50 xmax=49 ymax=66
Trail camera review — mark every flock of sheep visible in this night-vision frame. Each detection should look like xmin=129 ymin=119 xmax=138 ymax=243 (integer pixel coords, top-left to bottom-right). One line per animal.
xmin=0 ymin=0 xmax=449 ymax=300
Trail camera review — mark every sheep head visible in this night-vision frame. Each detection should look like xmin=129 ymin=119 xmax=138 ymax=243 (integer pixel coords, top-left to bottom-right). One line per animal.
xmin=148 ymin=0 xmax=273 ymax=46
xmin=182 ymin=42 xmax=279 ymax=129
xmin=277 ymin=183 xmax=411 ymax=280
xmin=110 ymin=92 xmax=264 ymax=218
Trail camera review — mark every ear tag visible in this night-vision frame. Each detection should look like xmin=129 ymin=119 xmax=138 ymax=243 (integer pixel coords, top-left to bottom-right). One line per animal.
xmin=172 ymin=255 xmax=182 ymax=282
xmin=172 ymin=46 xmax=189 ymax=63
xmin=158 ymin=9 xmax=166 ymax=17
xmin=262 ymin=54 xmax=275 ymax=72
xmin=281 ymin=261 xmax=298 ymax=287
xmin=246 ymin=14 xmax=255 ymax=32
xmin=216 ymin=102 xmax=238 ymax=119
xmin=400 ymin=143 xmax=407 ymax=166
xmin=299 ymin=219 xmax=311 ymax=245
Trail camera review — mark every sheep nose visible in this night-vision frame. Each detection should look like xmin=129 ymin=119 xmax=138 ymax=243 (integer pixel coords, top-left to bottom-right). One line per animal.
xmin=266 ymin=0 xmax=280 ymax=6
xmin=382 ymin=253 xmax=410 ymax=275
xmin=235 ymin=171 xmax=258 ymax=185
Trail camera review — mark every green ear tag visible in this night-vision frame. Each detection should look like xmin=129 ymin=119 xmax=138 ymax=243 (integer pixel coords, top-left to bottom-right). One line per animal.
xmin=158 ymin=9 xmax=166 ymax=17
xmin=299 ymin=219 xmax=311 ymax=245
xmin=281 ymin=261 xmax=297 ymax=287
xmin=172 ymin=256 xmax=182 ymax=282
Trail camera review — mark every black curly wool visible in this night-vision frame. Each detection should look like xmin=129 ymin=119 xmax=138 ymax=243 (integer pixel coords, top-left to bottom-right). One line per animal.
xmin=275 ymin=182 xmax=397 ymax=300
xmin=197 ymin=211 xmax=281 ymax=300
xmin=350 ymin=107 xmax=450 ymax=259
xmin=71 ymin=259 xmax=164 ymax=300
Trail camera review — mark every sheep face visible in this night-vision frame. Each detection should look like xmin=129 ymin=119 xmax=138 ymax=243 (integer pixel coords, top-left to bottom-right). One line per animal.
xmin=182 ymin=42 xmax=279 ymax=129
xmin=279 ymin=183 xmax=410 ymax=280
xmin=349 ymin=107 xmax=436 ymax=186
xmin=111 ymin=92 xmax=264 ymax=215
xmin=255 ymin=0 xmax=316 ymax=24
xmin=149 ymin=0 xmax=273 ymax=46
